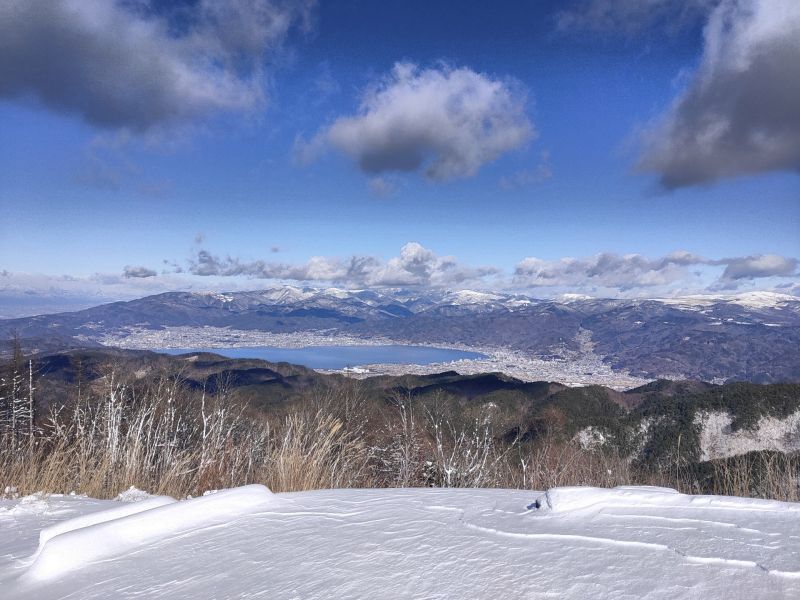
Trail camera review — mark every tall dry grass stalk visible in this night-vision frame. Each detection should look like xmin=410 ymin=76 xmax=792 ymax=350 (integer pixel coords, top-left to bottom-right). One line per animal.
xmin=264 ymin=411 xmax=370 ymax=492
xmin=0 ymin=371 xmax=370 ymax=499
xmin=704 ymin=452 xmax=800 ymax=502
xmin=1 ymin=369 xmax=798 ymax=501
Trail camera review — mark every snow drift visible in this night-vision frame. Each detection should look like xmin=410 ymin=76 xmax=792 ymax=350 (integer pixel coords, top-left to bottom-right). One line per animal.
xmin=22 ymin=485 xmax=276 ymax=583
xmin=31 ymin=494 xmax=175 ymax=561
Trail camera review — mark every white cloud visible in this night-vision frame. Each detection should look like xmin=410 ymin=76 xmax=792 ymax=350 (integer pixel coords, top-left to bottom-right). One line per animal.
xmin=0 ymin=0 xmax=313 ymax=130
xmin=3 ymin=250 xmax=795 ymax=310
xmin=189 ymin=247 xmax=797 ymax=294
xmin=513 ymin=251 xmax=798 ymax=292
xmin=300 ymin=62 xmax=533 ymax=181
xmin=717 ymin=254 xmax=798 ymax=284
xmin=188 ymin=242 xmax=500 ymax=288
xmin=638 ymin=0 xmax=800 ymax=187
xmin=123 ymin=265 xmax=158 ymax=278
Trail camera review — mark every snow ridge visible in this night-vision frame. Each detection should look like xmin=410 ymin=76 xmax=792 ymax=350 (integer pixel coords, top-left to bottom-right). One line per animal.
xmin=30 ymin=495 xmax=175 ymax=563
xmin=22 ymin=485 xmax=276 ymax=583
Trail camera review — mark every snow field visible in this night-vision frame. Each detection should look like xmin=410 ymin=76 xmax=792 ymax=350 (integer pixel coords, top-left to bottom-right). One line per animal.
xmin=1 ymin=484 xmax=798 ymax=599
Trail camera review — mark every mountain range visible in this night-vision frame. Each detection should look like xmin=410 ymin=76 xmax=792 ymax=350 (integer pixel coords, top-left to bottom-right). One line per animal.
xmin=1 ymin=287 xmax=799 ymax=383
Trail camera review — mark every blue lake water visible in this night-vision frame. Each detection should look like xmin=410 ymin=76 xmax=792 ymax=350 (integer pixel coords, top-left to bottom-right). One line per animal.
xmin=162 ymin=345 xmax=486 ymax=370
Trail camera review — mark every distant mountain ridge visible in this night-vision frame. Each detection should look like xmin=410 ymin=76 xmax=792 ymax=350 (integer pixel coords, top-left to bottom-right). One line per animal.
xmin=1 ymin=287 xmax=799 ymax=383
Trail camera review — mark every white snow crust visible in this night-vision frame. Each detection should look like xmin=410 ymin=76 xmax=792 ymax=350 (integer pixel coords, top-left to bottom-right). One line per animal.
xmin=1 ymin=485 xmax=799 ymax=598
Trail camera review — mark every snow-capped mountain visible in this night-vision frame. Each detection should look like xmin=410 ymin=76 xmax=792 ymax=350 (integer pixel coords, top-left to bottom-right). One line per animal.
xmin=1 ymin=287 xmax=799 ymax=382
xmin=654 ymin=291 xmax=800 ymax=310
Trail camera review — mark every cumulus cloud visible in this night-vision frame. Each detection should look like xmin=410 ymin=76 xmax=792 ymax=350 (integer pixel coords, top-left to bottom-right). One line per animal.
xmin=300 ymin=62 xmax=533 ymax=180
xmin=556 ymin=0 xmax=715 ymax=35
xmin=513 ymin=251 xmax=797 ymax=292
xmin=514 ymin=252 xmax=693 ymax=291
xmin=718 ymin=254 xmax=798 ymax=282
xmin=188 ymin=242 xmax=499 ymax=288
xmin=123 ymin=265 xmax=158 ymax=278
xmin=187 ymin=246 xmax=797 ymax=294
xmin=2 ymin=250 xmax=796 ymax=313
xmin=365 ymin=242 xmax=500 ymax=287
xmin=0 ymin=0 xmax=313 ymax=130
xmin=189 ymin=248 xmax=373 ymax=282
xmin=638 ymin=0 xmax=800 ymax=187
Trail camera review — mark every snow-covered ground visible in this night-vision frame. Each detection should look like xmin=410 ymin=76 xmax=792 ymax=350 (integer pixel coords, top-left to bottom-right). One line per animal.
xmin=698 ymin=410 xmax=800 ymax=460
xmin=1 ymin=485 xmax=799 ymax=599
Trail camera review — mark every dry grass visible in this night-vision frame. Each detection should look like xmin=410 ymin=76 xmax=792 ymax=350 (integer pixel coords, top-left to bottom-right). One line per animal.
xmin=0 ymin=372 xmax=369 ymax=499
xmin=262 ymin=410 xmax=370 ymax=492
xmin=1 ymin=371 xmax=798 ymax=501
xmin=510 ymin=439 xmax=635 ymax=491
xmin=699 ymin=452 xmax=800 ymax=502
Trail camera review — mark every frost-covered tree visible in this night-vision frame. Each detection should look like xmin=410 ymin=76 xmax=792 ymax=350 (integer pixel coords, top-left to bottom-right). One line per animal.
xmin=0 ymin=336 xmax=36 ymax=444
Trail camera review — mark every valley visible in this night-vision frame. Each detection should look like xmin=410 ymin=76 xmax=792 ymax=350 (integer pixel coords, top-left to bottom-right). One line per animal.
xmin=3 ymin=287 xmax=798 ymax=384
xmin=98 ymin=324 xmax=651 ymax=389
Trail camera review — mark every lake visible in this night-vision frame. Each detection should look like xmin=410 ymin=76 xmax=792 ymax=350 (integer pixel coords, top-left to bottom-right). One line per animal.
xmin=161 ymin=345 xmax=486 ymax=370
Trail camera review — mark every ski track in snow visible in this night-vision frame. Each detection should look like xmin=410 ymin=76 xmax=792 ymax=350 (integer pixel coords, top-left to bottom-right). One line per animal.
xmin=1 ymin=486 xmax=799 ymax=598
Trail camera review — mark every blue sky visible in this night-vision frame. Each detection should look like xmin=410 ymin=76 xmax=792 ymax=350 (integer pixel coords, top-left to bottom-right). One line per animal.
xmin=0 ymin=0 xmax=798 ymax=311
